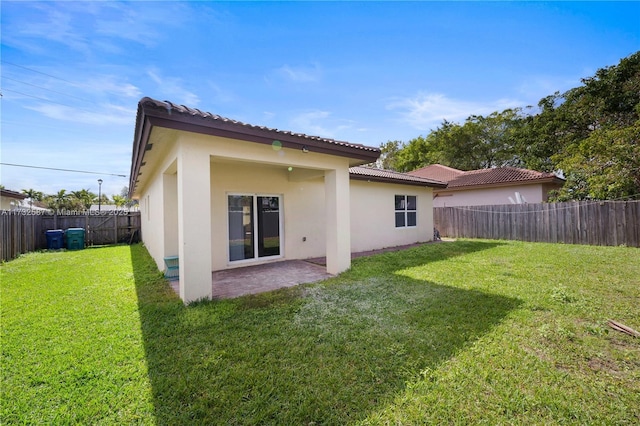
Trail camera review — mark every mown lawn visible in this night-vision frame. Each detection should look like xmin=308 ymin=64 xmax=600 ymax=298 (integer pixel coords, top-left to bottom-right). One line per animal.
xmin=1 ymin=241 xmax=639 ymax=424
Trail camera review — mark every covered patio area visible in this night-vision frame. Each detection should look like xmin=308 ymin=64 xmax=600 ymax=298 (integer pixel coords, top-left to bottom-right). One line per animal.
xmin=169 ymin=260 xmax=332 ymax=299
xmin=168 ymin=242 xmax=430 ymax=299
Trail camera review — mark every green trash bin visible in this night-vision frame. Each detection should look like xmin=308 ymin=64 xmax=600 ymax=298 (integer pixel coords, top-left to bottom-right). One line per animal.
xmin=65 ymin=228 xmax=85 ymax=250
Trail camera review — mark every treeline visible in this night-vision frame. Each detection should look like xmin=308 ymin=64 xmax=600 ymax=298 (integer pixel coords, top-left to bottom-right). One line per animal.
xmin=18 ymin=187 xmax=137 ymax=210
xmin=380 ymin=52 xmax=640 ymax=201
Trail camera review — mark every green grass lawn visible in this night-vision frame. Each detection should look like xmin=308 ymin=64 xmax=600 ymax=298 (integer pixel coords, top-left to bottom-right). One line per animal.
xmin=2 ymin=241 xmax=639 ymax=424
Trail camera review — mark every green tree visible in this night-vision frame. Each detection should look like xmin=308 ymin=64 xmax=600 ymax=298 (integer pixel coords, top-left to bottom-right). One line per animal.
xmin=548 ymin=51 xmax=640 ymax=200
xmin=112 ymin=194 xmax=127 ymax=208
xmin=21 ymin=188 xmax=44 ymax=210
xmin=377 ymin=140 xmax=403 ymax=170
xmin=552 ymin=121 xmax=640 ymax=201
xmin=44 ymin=190 xmax=69 ymax=210
xmin=394 ymin=110 xmax=525 ymax=172
xmin=70 ymin=189 xmax=97 ymax=210
xmin=394 ymin=132 xmax=444 ymax=172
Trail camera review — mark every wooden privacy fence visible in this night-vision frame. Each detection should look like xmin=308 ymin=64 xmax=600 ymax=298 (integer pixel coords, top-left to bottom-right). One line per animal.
xmin=434 ymin=201 xmax=640 ymax=247
xmin=1 ymin=211 xmax=141 ymax=262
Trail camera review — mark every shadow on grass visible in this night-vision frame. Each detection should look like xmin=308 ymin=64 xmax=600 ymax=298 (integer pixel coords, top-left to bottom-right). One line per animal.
xmin=131 ymin=240 xmax=520 ymax=424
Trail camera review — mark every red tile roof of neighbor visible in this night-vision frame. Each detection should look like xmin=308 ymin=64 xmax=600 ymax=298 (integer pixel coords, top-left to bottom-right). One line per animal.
xmin=408 ymin=164 xmax=564 ymax=189
xmin=409 ymin=164 xmax=465 ymax=182
xmin=349 ymin=166 xmax=447 ymax=188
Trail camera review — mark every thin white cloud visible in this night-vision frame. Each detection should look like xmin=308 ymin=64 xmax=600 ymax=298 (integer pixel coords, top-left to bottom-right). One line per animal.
xmin=26 ymin=103 xmax=135 ymax=126
xmin=290 ymin=110 xmax=332 ymax=136
xmin=4 ymin=1 xmax=189 ymax=55
xmin=94 ymin=2 xmax=190 ymax=47
xmin=288 ymin=111 xmax=360 ymax=139
xmin=387 ymin=92 xmax=522 ymax=131
xmin=17 ymin=5 xmax=91 ymax=54
xmin=516 ymin=74 xmax=583 ymax=106
xmin=147 ymin=69 xmax=200 ymax=106
xmin=206 ymin=82 xmax=236 ymax=104
xmin=77 ymin=75 xmax=142 ymax=99
xmin=275 ymin=63 xmax=322 ymax=83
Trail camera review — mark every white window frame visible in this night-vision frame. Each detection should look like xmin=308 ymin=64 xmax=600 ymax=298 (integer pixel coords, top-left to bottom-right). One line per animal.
xmin=395 ymin=194 xmax=417 ymax=228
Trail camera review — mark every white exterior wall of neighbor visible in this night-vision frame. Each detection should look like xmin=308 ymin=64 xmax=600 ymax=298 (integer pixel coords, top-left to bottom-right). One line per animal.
xmin=434 ymin=184 xmax=546 ymax=207
xmin=1 ymin=197 xmax=17 ymax=210
xmin=350 ymin=180 xmax=434 ymax=252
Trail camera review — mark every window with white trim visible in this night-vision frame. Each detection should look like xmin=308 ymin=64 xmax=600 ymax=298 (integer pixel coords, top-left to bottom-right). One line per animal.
xmin=395 ymin=195 xmax=417 ymax=227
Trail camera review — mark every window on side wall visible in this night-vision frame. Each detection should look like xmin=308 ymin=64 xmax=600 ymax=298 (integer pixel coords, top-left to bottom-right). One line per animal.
xmin=395 ymin=195 xmax=417 ymax=228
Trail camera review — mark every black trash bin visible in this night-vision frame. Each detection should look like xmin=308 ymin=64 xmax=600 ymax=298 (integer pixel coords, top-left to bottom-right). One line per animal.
xmin=65 ymin=228 xmax=85 ymax=250
xmin=45 ymin=229 xmax=64 ymax=249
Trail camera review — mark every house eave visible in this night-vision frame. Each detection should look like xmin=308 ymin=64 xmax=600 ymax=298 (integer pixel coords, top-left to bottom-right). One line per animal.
xmin=129 ymin=98 xmax=381 ymax=198
xmin=349 ymin=174 xmax=448 ymax=188
xmin=436 ymin=177 xmax=565 ymax=192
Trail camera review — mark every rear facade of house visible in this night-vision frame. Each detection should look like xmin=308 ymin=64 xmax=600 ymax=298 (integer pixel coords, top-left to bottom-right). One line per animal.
xmin=130 ymin=98 xmax=446 ymax=302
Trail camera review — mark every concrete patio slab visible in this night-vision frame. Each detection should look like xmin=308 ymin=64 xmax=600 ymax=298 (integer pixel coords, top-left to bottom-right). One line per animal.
xmin=169 ymin=241 xmax=439 ymax=300
xmin=169 ymin=259 xmax=332 ymax=300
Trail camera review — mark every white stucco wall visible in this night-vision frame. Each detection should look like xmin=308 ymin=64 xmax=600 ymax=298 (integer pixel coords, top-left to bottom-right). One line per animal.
xmin=137 ymin=131 xmax=180 ymax=272
xmin=137 ymin=129 xmax=438 ymax=288
xmin=434 ymin=184 xmax=546 ymax=207
xmin=139 ymin=171 xmax=167 ymax=270
xmin=1 ymin=196 xmax=18 ymax=210
xmin=180 ymin=131 xmax=352 ymax=271
xmin=210 ymin=161 xmax=327 ymax=270
xmin=350 ymin=180 xmax=434 ymax=252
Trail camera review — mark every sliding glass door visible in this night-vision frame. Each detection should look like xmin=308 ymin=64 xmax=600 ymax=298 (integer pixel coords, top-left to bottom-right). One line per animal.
xmin=228 ymin=194 xmax=281 ymax=262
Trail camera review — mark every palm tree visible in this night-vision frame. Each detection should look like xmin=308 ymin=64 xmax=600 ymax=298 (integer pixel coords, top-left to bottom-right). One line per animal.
xmin=112 ymin=194 xmax=127 ymax=208
xmin=51 ymin=189 xmax=69 ymax=210
xmin=21 ymin=188 xmax=44 ymax=210
xmin=71 ymin=189 xmax=96 ymax=210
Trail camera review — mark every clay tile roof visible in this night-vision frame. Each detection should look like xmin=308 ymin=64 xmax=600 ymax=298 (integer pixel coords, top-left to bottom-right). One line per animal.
xmin=138 ymin=97 xmax=379 ymax=155
xmin=349 ymin=166 xmax=447 ymax=188
xmin=130 ymin=97 xmax=383 ymax=196
xmin=447 ymin=167 xmax=562 ymax=188
xmin=408 ymin=164 xmax=465 ymax=182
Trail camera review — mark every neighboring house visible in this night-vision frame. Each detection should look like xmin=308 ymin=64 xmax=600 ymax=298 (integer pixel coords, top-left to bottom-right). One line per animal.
xmin=0 ymin=189 xmax=27 ymax=210
xmin=129 ymin=97 xmax=446 ymax=302
xmin=409 ymin=164 xmax=565 ymax=207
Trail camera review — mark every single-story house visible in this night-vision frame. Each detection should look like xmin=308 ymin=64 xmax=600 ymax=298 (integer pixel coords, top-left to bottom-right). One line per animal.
xmin=408 ymin=164 xmax=565 ymax=207
xmin=1 ymin=189 xmax=27 ymax=210
xmin=129 ymin=97 xmax=446 ymax=302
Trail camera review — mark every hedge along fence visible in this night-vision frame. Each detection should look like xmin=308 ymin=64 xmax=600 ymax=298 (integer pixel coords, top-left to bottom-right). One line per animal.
xmin=1 ymin=210 xmax=141 ymax=262
xmin=434 ymin=200 xmax=640 ymax=247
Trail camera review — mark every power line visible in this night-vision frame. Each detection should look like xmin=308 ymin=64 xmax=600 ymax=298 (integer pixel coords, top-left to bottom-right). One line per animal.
xmin=1 ymin=60 xmax=77 ymax=85
xmin=0 ymin=162 xmax=127 ymax=178
xmin=2 ymin=76 xmax=91 ymax=103
xmin=0 ymin=88 xmax=100 ymax=115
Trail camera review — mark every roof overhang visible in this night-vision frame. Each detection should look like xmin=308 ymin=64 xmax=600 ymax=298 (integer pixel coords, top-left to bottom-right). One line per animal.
xmin=129 ymin=98 xmax=381 ymax=197
xmin=0 ymin=189 xmax=27 ymax=200
xmin=437 ymin=176 xmax=565 ymax=192
xmin=349 ymin=167 xmax=448 ymax=188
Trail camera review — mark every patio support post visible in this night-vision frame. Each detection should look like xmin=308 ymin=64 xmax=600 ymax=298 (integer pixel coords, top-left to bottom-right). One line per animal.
xmin=177 ymin=144 xmax=212 ymax=302
xmin=325 ymin=167 xmax=351 ymax=275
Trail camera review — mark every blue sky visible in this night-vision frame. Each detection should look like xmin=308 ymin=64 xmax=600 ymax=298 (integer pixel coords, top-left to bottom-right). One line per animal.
xmin=1 ymin=1 xmax=638 ymax=197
